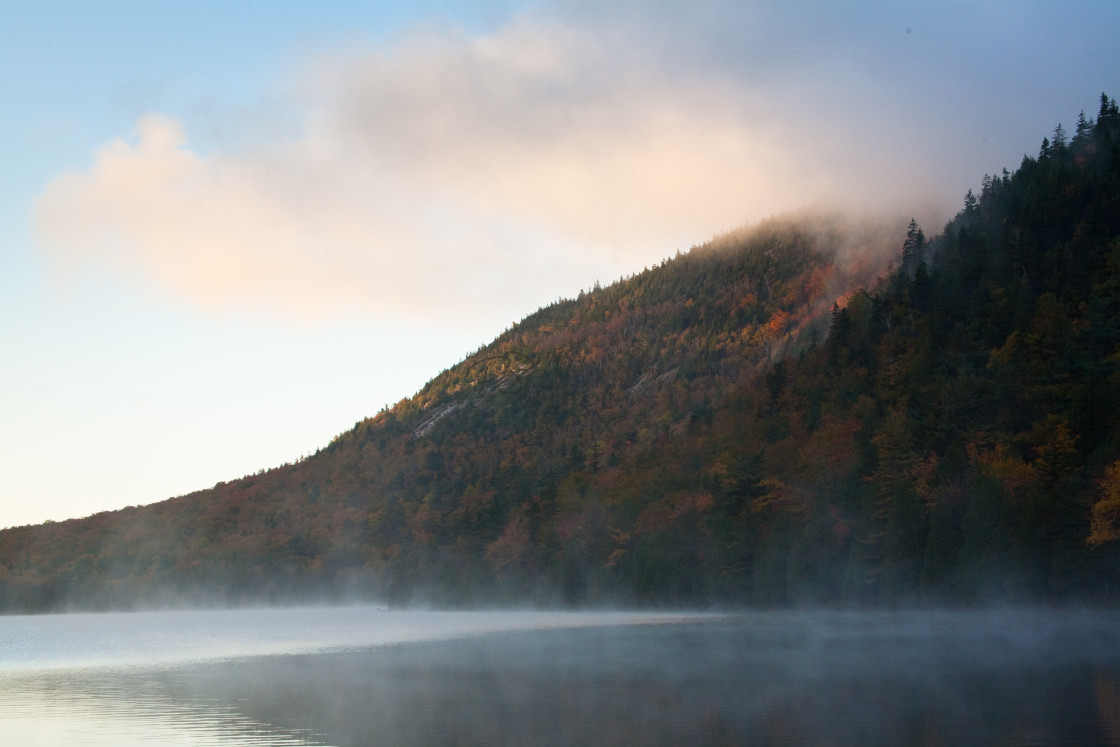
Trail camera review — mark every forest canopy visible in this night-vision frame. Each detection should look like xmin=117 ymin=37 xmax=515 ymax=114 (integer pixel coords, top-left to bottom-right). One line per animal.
xmin=2 ymin=95 xmax=1120 ymax=611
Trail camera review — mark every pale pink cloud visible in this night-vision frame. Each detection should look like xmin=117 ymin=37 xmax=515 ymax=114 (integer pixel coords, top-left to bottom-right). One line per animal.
xmin=33 ymin=16 xmax=915 ymax=324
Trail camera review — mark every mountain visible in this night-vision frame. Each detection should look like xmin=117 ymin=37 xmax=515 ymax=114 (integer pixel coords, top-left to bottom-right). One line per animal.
xmin=3 ymin=95 xmax=1120 ymax=612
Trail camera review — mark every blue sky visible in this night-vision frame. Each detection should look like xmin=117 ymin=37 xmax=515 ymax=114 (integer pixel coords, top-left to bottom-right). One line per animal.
xmin=3 ymin=1 xmax=1119 ymax=529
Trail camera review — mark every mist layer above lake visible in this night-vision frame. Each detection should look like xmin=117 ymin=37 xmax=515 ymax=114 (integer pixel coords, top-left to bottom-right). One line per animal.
xmin=1 ymin=607 xmax=1119 ymax=745
xmin=0 ymin=607 xmax=706 ymax=672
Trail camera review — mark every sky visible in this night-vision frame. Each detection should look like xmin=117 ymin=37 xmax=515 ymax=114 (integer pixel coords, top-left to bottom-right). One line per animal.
xmin=3 ymin=1 xmax=1119 ymax=530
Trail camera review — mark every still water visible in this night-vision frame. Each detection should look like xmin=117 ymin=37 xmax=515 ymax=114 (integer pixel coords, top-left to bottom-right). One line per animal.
xmin=1 ymin=607 xmax=1118 ymax=745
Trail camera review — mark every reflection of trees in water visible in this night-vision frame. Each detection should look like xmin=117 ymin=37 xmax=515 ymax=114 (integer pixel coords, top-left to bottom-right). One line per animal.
xmin=6 ymin=615 xmax=1120 ymax=746
xmin=1098 ymin=674 xmax=1120 ymax=746
xmin=124 ymin=620 xmax=1120 ymax=745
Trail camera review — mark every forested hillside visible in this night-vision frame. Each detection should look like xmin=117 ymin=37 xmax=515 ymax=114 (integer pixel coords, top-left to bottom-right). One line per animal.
xmin=3 ymin=95 xmax=1120 ymax=611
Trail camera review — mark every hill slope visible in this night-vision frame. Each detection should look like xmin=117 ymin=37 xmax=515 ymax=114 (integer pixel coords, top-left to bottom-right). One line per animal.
xmin=0 ymin=216 xmax=887 ymax=610
xmin=3 ymin=95 xmax=1120 ymax=611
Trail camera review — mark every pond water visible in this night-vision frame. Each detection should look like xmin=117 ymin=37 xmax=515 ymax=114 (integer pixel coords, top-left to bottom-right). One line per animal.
xmin=1 ymin=607 xmax=1118 ymax=745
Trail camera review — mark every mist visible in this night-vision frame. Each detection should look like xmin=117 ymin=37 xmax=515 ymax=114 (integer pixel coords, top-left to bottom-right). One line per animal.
xmin=4 ymin=606 xmax=1119 ymax=745
xmin=6 ymin=2 xmax=1120 ymax=742
xmin=12 ymin=0 xmax=1120 ymax=532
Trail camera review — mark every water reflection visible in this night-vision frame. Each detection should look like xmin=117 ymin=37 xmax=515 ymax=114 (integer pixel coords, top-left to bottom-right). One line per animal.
xmin=2 ymin=609 xmax=1119 ymax=746
xmin=1 ymin=668 xmax=325 ymax=745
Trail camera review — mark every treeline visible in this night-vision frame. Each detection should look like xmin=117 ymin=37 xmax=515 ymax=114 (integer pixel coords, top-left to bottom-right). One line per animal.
xmin=1 ymin=95 xmax=1119 ymax=611
xmin=699 ymin=94 xmax=1120 ymax=604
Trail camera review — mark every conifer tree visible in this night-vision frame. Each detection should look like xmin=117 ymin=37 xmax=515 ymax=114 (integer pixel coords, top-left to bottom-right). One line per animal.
xmin=1051 ymin=123 xmax=1068 ymax=153
xmin=901 ymin=219 xmax=926 ymax=276
xmin=1074 ymin=110 xmax=1093 ymax=143
xmin=1099 ymin=92 xmax=1119 ymax=123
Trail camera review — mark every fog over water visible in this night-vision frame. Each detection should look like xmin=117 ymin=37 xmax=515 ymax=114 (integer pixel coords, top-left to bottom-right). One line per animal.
xmin=0 ymin=607 xmax=706 ymax=672
xmin=2 ymin=607 xmax=1119 ymax=745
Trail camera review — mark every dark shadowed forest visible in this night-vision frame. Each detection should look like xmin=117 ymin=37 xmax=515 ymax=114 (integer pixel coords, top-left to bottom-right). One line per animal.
xmin=3 ymin=95 xmax=1120 ymax=612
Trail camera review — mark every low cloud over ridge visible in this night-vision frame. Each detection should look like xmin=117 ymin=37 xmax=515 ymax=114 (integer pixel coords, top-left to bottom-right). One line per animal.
xmin=32 ymin=6 xmax=1048 ymax=323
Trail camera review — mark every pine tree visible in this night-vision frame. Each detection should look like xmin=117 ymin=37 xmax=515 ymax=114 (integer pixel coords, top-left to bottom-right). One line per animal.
xmin=1099 ymin=92 xmax=1120 ymax=123
xmin=1074 ymin=110 xmax=1093 ymax=143
xmin=1051 ymin=123 xmax=1068 ymax=153
xmin=901 ymin=219 xmax=926 ymax=276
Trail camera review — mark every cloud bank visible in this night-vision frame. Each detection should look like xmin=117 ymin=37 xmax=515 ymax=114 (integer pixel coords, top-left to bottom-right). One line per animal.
xmin=35 ymin=2 xmax=1099 ymax=324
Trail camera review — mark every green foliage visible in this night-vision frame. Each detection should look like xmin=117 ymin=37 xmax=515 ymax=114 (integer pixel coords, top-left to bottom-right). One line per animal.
xmin=3 ymin=95 xmax=1120 ymax=611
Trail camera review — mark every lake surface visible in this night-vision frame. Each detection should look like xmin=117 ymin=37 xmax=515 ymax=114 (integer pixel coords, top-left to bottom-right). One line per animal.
xmin=1 ymin=607 xmax=1119 ymax=745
